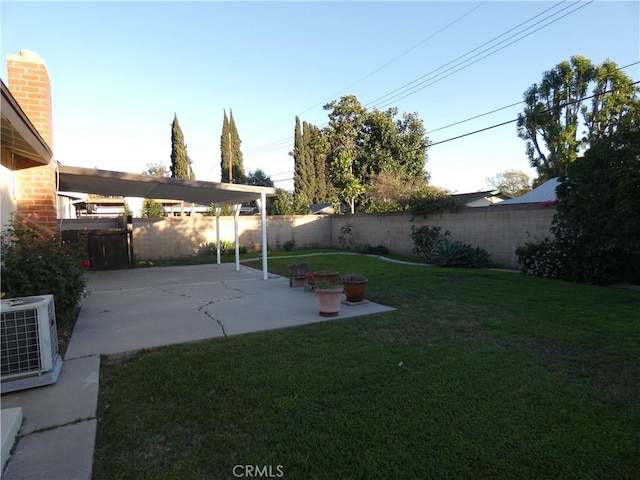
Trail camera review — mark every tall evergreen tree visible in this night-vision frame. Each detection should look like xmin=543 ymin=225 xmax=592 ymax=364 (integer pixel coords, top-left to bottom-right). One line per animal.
xmin=292 ymin=117 xmax=314 ymax=203
xmin=291 ymin=118 xmax=331 ymax=206
xmin=170 ymin=114 xmax=195 ymax=180
xmin=220 ymin=109 xmax=247 ymax=183
xmin=309 ymin=123 xmax=330 ymax=203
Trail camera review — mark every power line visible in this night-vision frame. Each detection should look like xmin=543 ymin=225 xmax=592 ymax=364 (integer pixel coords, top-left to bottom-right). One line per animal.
xmin=429 ymin=79 xmax=640 ymax=147
xmin=371 ymin=0 xmax=593 ymax=110
xmin=425 ymin=60 xmax=640 ymax=135
xmin=244 ymin=59 xmax=639 ymax=158
xmin=245 ymin=1 xmax=490 ymax=140
xmin=243 ymin=0 xmax=589 ymax=157
xmin=251 ymin=76 xmax=640 ymax=186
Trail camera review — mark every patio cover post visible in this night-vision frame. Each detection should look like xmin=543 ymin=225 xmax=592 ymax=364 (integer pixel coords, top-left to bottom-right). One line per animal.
xmin=215 ymin=205 xmax=221 ymax=265
xmin=256 ymin=192 xmax=268 ymax=280
xmin=233 ymin=204 xmax=241 ymax=271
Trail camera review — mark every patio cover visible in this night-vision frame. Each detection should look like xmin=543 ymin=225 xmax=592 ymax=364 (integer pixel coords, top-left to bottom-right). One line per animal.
xmin=57 ymin=165 xmax=282 ymax=280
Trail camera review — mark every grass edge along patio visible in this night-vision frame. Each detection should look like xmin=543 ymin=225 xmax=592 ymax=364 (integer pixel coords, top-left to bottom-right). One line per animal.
xmin=93 ymin=253 xmax=640 ymax=480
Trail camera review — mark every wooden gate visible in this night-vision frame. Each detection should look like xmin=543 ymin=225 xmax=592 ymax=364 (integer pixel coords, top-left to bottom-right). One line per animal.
xmin=88 ymin=230 xmax=133 ymax=270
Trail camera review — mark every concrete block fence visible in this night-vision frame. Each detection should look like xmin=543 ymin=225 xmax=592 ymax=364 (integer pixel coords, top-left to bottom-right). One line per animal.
xmin=61 ymin=203 xmax=556 ymax=268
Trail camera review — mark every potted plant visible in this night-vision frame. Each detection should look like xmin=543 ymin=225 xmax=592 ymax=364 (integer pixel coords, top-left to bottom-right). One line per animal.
xmin=342 ymin=273 xmax=368 ymax=303
xmin=314 ymin=279 xmax=343 ymax=317
xmin=313 ymin=271 xmax=340 ymax=284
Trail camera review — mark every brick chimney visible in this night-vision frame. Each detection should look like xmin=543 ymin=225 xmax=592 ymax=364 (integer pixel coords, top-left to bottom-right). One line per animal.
xmin=7 ymin=50 xmax=58 ymax=231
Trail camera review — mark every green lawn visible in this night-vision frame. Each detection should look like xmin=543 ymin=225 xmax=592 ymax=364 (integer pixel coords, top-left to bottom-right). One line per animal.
xmin=93 ymin=253 xmax=640 ymax=480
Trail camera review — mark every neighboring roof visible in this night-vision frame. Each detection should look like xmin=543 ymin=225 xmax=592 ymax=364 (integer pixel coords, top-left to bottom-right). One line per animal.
xmin=57 ymin=165 xmax=282 ymax=206
xmin=452 ymin=189 xmax=511 ymax=205
xmin=499 ymin=178 xmax=560 ymax=205
xmin=310 ymin=203 xmax=335 ymax=214
xmin=0 ymin=79 xmax=53 ymax=167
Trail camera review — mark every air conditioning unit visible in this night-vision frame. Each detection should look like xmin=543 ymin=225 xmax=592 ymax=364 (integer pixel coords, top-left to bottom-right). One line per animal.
xmin=1 ymin=294 xmax=64 ymax=393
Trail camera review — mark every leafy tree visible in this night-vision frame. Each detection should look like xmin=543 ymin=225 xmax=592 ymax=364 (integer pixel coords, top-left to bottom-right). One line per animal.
xmin=486 ymin=170 xmax=532 ymax=197
xmin=409 ymin=186 xmax=463 ymax=218
xmin=270 ymin=191 xmax=294 ymax=215
xmin=517 ymin=56 xmax=640 ymax=183
xmin=170 ymin=114 xmax=195 ymax=180
xmin=141 ymin=163 xmax=169 ymax=217
xmin=247 ymin=168 xmax=274 ymax=187
xmin=361 ymin=109 xmax=429 ymax=183
xmin=141 ymin=199 xmax=165 ymax=218
xmin=321 ymin=95 xmax=429 ymax=213
xmin=324 ymin=95 xmax=367 ymax=214
xmin=551 ymin=123 xmax=640 ymax=284
xmin=362 ymin=172 xmax=424 ymax=213
xmin=220 ymin=109 xmax=247 ymax=183
xmin=142 ymin=162 xmax=170 ymax=177
xmin=205 ymin=204 xmax=234 ymax=216
xmin=122 ymin=200 xmax=133 ymax=218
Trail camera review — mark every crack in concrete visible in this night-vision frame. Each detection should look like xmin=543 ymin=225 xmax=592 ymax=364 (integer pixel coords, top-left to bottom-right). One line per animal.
xmin=154 ymin=282 xmax=250 ymax=339
xmin=198 ymin=301 xmax=228 ymax=337
xmin=23 ymin=416 xmax=95 ymax=437
xmin=220 ymin=281 xmax=251 ymax=296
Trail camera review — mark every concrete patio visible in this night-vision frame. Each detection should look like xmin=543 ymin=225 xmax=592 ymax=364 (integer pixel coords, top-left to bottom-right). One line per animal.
xmin=1 ymin=262 xmax=394 ymax=479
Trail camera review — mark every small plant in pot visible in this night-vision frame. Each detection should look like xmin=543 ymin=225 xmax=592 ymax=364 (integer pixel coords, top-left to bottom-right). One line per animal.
xmin=342 ymin=273 xmax=368 ymax=303
xmin=314 ymin=279 xmax=344 ymax=317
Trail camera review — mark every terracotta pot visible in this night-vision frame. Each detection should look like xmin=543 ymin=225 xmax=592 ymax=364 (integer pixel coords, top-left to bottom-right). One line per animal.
xmin=316 ymin=287 xmax=343 ymax=317
xmin=343 ymin=279 xmax=368 ymax=302
xmin=313 ymin=271 xmax=339 ymax=284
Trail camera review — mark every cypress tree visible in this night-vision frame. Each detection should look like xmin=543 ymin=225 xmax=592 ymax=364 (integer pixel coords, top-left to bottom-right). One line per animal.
xmin=220 ymin=110 xmax=232 ymax=183
xmin=220 ymin=109 xmax=247 ymax=183
xmin=310 ymin=124 xmax=330 ymax=203
xmin=229 ymin=110 xmax=247 ymax=184
xmin=170 ymin=114 xmax=195 ymax=180
xmin=293 ymin=117 xmax=306 ymax=199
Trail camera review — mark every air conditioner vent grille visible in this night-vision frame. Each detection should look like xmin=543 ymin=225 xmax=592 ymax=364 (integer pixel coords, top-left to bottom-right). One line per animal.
xmin=0 ymin=308 xmax=42 ymax=376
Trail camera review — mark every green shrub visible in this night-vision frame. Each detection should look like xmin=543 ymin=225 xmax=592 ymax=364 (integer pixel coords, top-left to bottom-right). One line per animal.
xmin=283 ymin=240 xmax=295 ymax=252
xmin=410 ymin=225 xmax=450 ymax=262
xmin=515 ymin=237 xmax=563 ymax=278
xmin=1 ymin=218 xmax=87 ymax=326
xmin=209 ymin=240 xmax=247 ymax=256
xmin=409 ymin=187 xmax=463 ymax=218
xmin=431 ymin=239 xmax=492 ymax=268
xmin=550 ymin=125 xmax=640 ymax=284
xmin=466 ymin=246 xmax=492 ymax=268
xmin=431 ymin=239 xmax=469 ymax=267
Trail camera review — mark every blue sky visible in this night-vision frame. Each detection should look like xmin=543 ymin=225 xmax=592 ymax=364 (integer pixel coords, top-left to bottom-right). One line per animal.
xmin=2 ymin=1 xmax=638 ymax=193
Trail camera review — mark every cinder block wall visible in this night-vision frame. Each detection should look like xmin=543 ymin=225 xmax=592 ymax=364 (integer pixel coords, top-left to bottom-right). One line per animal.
xmin=330 ymin=204 xmax=556 ymax=267
xmin=7 ymin=50 xmax=58 ymax=231
xmin=131 ymin=215 xmax=332 ymax=259
xmin=61 ymin=205 xmax=555 ymax=268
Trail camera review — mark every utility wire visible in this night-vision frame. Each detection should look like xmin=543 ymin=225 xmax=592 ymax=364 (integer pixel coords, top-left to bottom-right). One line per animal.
xmin=245 ymin=1 xmax=489 ymax=140
xmin=244 ymin=0 xmax=587 ymax=156
xmin=429 ymin=80 xmax=640 ymax=147
xmin=249 ymin=72 xmax=640 ymax=181
xmin=246 ymin=60 xmax=639 ymax=157
xmin=372 ymin=0 xmax=593 ymax=110
xmin=425 ymin=60 xmax=640 ymax=135
xmin=365 ymin=0 xmax=572 ymax=109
